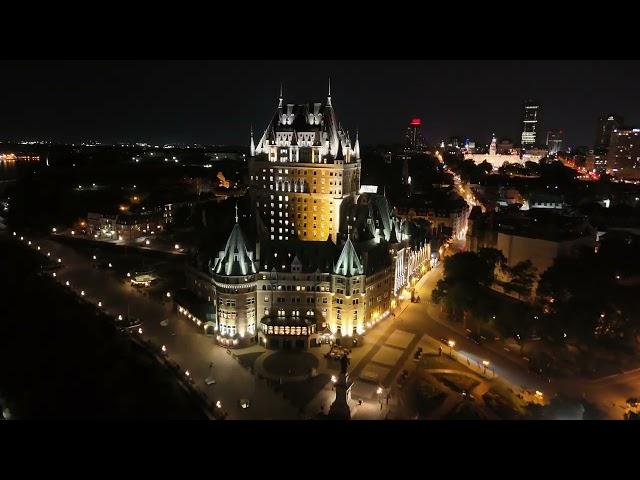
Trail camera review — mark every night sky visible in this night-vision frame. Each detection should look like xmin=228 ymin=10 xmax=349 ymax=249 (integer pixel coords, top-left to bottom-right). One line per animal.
xmin=2 ymin=60 xmax=639 ymax=148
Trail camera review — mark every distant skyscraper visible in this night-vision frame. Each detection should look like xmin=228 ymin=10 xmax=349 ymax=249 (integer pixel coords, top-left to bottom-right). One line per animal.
xmin=546 ymin=129 xmax=563 ymax=155
xmin=405 ymin=117 xmax=425 ymax=153
xmin=521 ymin=100 xmax=539 ymax=148
xmin=595 ymin=114 xmax=624 ymax=149
xmin=447 ymin=136 xmax=461 ymax=148
xmin=606 ymin=127 xmax=640 ymax=179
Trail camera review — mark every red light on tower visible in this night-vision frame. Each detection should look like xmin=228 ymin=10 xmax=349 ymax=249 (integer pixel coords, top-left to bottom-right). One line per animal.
xmin=410 ymin=118 xmax=422 ymax=126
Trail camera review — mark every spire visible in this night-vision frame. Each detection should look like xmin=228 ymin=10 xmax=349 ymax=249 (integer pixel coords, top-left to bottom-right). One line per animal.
xmin=327 ymin=78 xmax=332 ymax=107
xmin=235 ymin=202 xmax=239 ymax=223
xmin=212 ymin=223 xmax=256 ymax=277
xmin=334 ymin=235 xmax=363 ymax=277
xmin=335 ymin=138 xmax=345 ymax=160
xmin=278 ymin=82 xmax=283 ymax=108
xmin=354 ymin=128 xmax=361 ymax=159
xmin=250 ymin=125 xmax=255 ymax=157
xmin=389 ymin=222 xmax=398 ymax=244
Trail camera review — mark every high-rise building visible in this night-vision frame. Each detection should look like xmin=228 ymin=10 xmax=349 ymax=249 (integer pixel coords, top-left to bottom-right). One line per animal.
xmin=606 ymin=127 xmax=640 ymax=180
xmin=249 ymin=84 xmax=361 ymax=242
xmin=546 ymin=129 xmax=564 ymax=156
xmin=521 ymin=100 xmax=540 ymax=148
xmin=447 ymin=136 xmax=461 ymax=149
xmin=595 ymin=114 xmax=624 ymax=149
xmin=405 ymin=117 xmax=425 ymax=153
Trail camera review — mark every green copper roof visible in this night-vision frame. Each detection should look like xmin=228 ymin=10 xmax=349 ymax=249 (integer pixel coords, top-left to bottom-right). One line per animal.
xmin=213 ymin=223 xmax=256 ymax=276
xmin=333 ymin=236 xmax=363 ymax=276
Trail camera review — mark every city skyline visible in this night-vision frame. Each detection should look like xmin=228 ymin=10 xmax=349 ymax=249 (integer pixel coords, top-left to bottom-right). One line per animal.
xmin=2 ymin=60 xmax=640 ymax=148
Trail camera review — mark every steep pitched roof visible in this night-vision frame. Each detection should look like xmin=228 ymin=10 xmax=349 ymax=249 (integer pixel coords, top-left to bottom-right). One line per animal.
xmin=334 ymin=236 xmax=364 ymax=276
xmin=213 ymin=223 xmax=256 ymax=276
xmin=389 ymin=223 xmax=399 ymax=244
xmin=335 ymin=138 xmax=345 ymax=160
xmin=258 ymin=239 xmax=338 ymax=273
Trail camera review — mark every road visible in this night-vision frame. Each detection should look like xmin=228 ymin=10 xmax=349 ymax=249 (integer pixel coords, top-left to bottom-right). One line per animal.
xmin=34 ymin=235 xmax=297 ymax=420
xmin=404 ymin=244 xmax=638 ymax=418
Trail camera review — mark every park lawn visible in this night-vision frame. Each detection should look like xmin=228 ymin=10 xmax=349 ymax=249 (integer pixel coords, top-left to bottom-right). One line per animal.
xmin=486 ymin=378 xmax=529 ymax=417
xmin=444 ymin=399 xmax=488 ymax=420
xmin=416 ymin=378 xmax=447 ymax=415
xmin=420 ymin=353 xmax=478 ymax=376
xmin=433 ymin=373 xmax=480 ymax=393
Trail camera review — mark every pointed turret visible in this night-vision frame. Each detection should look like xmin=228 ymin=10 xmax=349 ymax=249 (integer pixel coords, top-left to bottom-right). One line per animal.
xmin=334 ymin=236 xmax=364 ymax=276
xmin=389 ymin=223 xmax=399 ymax=244
xmin=327 ymin=78 xmax=332 ymax=107
xmin=212 ymin=217 xmax=256 ymax=277
xmin=354 ymin=128 xmax=361 ymax=159
xmin=250 ymin=125 xmax=255 ymax=157
xmin=335 ymin=138 xmax=345 ymax=161
xmin=278 ymin=83 xmax=283 ymax=109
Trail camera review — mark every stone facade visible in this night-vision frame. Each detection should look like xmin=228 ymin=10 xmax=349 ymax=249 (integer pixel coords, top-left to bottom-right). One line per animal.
xmin=185 ymin=87 xmax=432 ymax=350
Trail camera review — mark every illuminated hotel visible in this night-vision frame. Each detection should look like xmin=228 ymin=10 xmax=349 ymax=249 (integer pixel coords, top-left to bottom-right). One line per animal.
xmin=248 ymin=83 xmax=360 ymax=242
xmin=186 ymin=85 xmax=432 ymax=350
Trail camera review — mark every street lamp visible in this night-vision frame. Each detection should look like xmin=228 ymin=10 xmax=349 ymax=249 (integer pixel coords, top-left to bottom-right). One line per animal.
xmin=482 ymin=360 xmax=490 ymax=374
xmin=52 ymin=272 xmax=56 ymax=278
xmin=98 ymin=301 xmax=102 ymax=307
xmin=216 ymin=400 xmax=222 ymax=409
xmin=161 ymin=345 xmax=167 ymax=353
xmin=166 ymin=292 xmax=171 ymax=298
xmin=65 ymin=281 xmax=70 ymax=286
xmin=137 ymin=327 xmax=143 ymax=335
xmin=57 ymin=258 xmax=62 ymax=263
xmin=118 ymin=314 xmax=123 ymax=321
xmin=447 ymin=339 xmax=455 ymax=356
xmin=81 ymin=290 xmax=85 ymax=296
xmin=331 ymin=375 xmax=337 ymax=384
xmin=377 ymin=386 xmax=383 ymax=407
xmin=174 ymin=244 xmax=180 ymax=250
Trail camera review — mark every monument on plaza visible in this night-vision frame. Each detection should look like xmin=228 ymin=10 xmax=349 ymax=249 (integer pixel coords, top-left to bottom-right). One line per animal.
xmin=328 ymin=354 xmax=353 ymax=419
